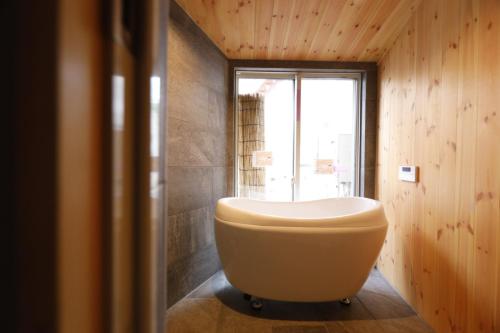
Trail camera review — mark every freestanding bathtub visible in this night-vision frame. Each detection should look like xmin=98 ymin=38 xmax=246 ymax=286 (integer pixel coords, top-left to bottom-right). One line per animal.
xmin=214 ymin=197 xmax=388 ymax=303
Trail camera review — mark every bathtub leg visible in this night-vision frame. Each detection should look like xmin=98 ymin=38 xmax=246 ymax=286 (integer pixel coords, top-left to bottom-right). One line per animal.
xmin=340 ymin=297 xmax=351 ymax=306
xmin=250 ymin=297 xmax=263 ymax=310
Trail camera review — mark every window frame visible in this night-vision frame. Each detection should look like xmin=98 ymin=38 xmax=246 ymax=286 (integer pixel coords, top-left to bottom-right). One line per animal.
xmin=234 ymin=69 xmax=362 ymax=201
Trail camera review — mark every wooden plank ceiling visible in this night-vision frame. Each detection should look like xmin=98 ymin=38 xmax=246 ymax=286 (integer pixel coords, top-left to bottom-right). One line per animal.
xmin=175 ymin=0 xmax=422 ymax=62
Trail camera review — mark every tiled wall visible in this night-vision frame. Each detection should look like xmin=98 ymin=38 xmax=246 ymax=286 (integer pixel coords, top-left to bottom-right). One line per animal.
xmin=166 ymin=1 xmax=231 ymax=307
xmin=360 ymin=67 xmax=378 ymax=199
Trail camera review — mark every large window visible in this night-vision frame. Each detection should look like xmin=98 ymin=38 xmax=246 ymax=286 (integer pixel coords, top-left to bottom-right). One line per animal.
xmin=235 ymin=71 xmax=361 ymax=201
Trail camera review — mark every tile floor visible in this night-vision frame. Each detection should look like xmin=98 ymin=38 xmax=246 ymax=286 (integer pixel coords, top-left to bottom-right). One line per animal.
xmin=166 ymin=269 xmax=435 ymax=333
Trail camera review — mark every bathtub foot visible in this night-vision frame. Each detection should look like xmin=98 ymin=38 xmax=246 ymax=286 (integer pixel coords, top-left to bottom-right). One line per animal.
xmin=340 ymin=297 xmax=351 ymax=305
xmin=250 ymin=297 xmax=263 ymax=310
xmin=243 ymin=293 xmax=251 ymax=301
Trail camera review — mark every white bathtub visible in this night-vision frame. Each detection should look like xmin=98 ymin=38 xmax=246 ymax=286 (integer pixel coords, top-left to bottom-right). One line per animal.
xmin=214 ymin=197 xmax=388 ymax=302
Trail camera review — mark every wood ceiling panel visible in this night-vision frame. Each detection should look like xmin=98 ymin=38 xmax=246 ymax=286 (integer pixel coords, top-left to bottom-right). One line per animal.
xmin=253 ymin=0 xmax=274 ymax=58
xmin=175 ymin=0 xmax=422 ymax=62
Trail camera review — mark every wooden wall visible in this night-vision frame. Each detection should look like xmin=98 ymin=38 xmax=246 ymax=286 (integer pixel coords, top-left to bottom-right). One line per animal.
xmin=376 ymin=0 xmax=500 ymax=332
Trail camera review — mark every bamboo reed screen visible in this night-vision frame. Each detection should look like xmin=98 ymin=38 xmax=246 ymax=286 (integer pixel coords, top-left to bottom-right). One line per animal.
xmin=238 ymin=94 xmax=265 ymax=197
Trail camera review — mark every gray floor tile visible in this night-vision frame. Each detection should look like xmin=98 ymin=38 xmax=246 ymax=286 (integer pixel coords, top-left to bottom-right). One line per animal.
xmin=166 ymin=298 xmax=222 ymax=333
xmin=323 ymin=322 xmax=349 ymax=333
xmin=188 ymin=270 xmax=229 ymax=299
xmin=272 ymin=325 xmax=329 ymax=333
xmin=166 ymin=269 xmax=435 ymax=333
xmin=216 ymin=306 xmax=274 ymax=333
xmin=333 ymin=320 xmax=386 ymax=333
xmin=314 ymin=297 xmax=374 ymax=321
xmin=355 ymin=272 xmax=415 ymax=320
xmin=376 ymin=316 xmax=435 ymax=333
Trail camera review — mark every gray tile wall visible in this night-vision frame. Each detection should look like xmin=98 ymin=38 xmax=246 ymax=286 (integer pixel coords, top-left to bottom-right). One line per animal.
xmin=360 ymin=69 xmax=378 ymax=199
xmin=166 ymin=1 xmax=231 ymax=307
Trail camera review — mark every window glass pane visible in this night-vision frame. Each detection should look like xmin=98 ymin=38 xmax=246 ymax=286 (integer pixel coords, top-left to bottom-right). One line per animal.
xmin=237 ymin=77 xmax=294 ymax=201
xmin=298 ymin=78 xmax=356 ymax=200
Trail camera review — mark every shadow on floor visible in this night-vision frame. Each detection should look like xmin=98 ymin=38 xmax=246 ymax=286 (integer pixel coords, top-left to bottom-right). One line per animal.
xmin=194 ymin=269 xmax=416 ymax=322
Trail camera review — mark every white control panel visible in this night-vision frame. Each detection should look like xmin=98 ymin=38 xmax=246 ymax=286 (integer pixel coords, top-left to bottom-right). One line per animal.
xmin=399 ymin=165 xmax=418 ymax=182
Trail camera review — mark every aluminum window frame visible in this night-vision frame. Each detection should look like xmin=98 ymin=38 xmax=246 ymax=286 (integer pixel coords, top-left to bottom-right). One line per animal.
xmin=233 ymin=69 xmax=362 ymax=200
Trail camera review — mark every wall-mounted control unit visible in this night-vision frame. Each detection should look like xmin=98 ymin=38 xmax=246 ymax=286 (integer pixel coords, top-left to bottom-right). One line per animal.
xmin=399 ymin=165 xmax=418 ymax=182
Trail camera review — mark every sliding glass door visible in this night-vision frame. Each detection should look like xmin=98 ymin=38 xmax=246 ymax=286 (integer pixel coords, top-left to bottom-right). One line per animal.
xmin=298 ymin=76 xmax=358 ymax=200
xmin=236 ymin=74 xmax=295 ymax=201
xmin=235 ymin=72 xmax=360 ymax=201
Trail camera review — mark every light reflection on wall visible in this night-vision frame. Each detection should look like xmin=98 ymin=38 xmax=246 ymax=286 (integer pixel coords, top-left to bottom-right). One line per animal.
xmin=112 ymin=75 xmax=125 ymax=205
xmin=150 ymin=76 xmax=161 ymax=192
xmin=112 ymin=76 xmax=125 ymax=131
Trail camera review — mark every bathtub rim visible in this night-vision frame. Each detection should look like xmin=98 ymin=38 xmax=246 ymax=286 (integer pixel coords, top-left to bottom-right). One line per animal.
xmin=215 ymin=197 xmax=387 ymax=228
xmin=215 ymin=215 xmax=388 ymax=232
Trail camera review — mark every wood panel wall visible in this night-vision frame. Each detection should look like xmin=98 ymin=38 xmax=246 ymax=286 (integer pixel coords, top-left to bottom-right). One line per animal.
xmin=376 ymin=1 xmax=500 ymax=332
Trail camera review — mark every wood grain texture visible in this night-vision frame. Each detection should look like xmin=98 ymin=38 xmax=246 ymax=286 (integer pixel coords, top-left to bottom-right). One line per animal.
xmin=376 ymin=0 xmax=500 ymax=332
xmin=174 ymin=0 xmax=421 ymax=61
